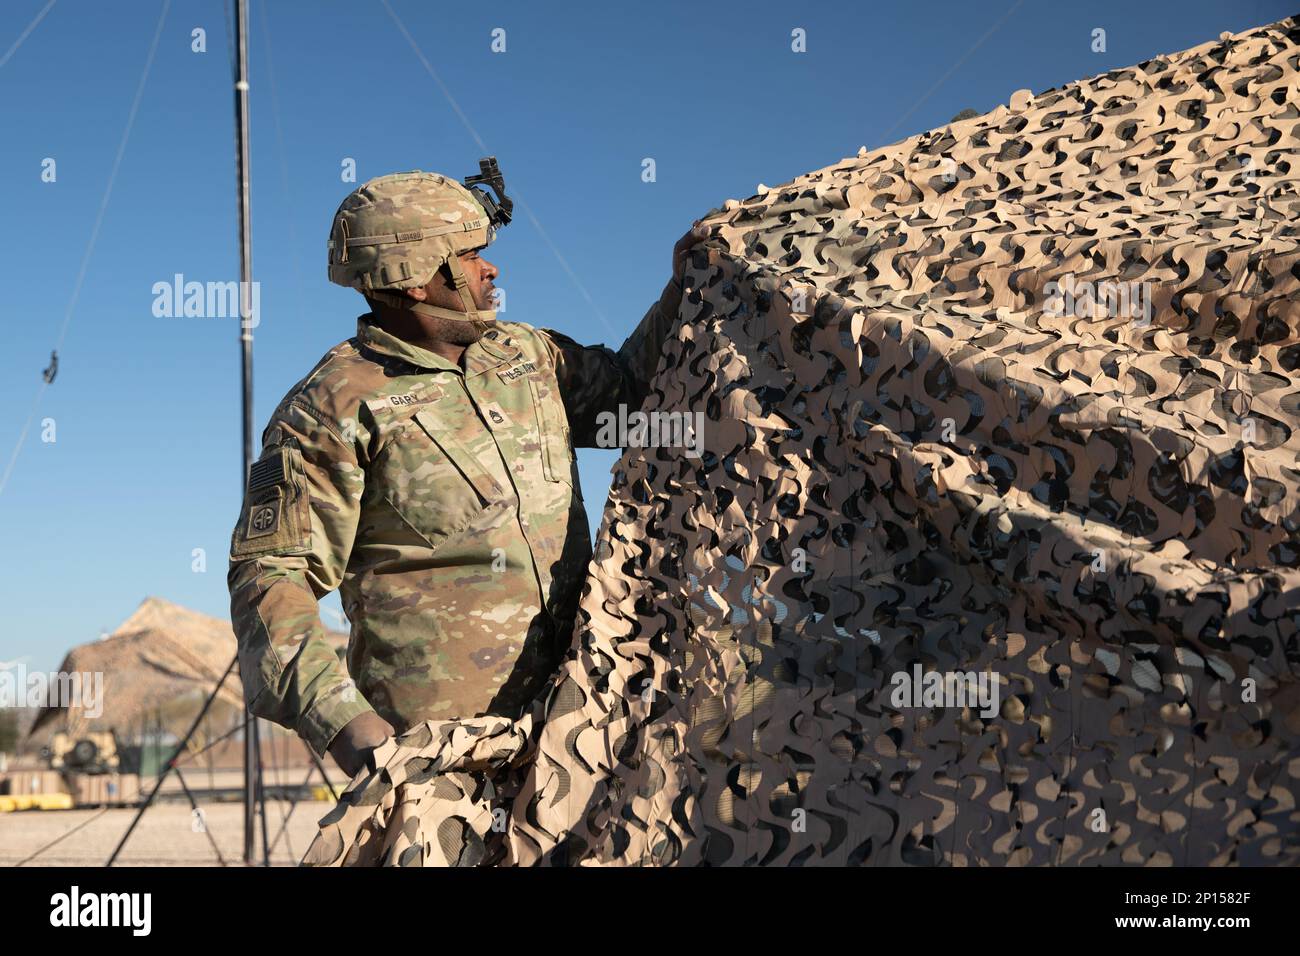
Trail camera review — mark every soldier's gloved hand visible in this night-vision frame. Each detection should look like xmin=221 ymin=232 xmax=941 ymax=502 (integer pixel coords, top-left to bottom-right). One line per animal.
xmin=327 ymin=712 xmax=395 ymax=778
xmin=671 ymin=220 xmax=711 ymax=287
xmin=661 ymin=221 xmax=711 ymax=316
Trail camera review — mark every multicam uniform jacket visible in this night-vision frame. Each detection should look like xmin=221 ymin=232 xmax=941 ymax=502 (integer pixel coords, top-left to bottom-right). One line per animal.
xmin=227 ymin=280 xmax=679 ymax=756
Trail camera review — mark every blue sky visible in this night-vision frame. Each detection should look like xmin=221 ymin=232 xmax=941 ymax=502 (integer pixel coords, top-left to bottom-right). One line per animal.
xmin=0 ymin=0 xmax=1288 ymax=671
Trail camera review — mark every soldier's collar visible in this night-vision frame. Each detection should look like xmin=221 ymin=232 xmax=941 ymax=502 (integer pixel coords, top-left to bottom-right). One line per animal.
xmin=470 ymin=331 xmax=522 ymax=373
xmin=355 ymin=316 xmax=523 ymax=377
xmin=356 ymin=316 xmax=461 ymax=372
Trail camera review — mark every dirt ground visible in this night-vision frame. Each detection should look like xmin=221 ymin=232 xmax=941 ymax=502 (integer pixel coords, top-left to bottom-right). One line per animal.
xmin=0 ymin=799 xmax=332 ymax=867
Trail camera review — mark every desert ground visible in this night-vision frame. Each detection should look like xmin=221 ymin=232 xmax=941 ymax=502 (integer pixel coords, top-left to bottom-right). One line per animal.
xmin=0 ymin=797 xmax=332 ymax=866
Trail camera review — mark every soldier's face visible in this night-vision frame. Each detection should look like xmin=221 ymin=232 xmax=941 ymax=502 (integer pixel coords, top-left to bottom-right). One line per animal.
xmin=459 ymin=248 xmax=500 ymax=312
xmin=391 ymin=249 xmax=501 ymax=347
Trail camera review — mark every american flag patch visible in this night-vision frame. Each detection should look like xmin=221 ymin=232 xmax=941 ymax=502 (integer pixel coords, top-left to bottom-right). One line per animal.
xmin=248 ymin=449 xmax=286 ymax=493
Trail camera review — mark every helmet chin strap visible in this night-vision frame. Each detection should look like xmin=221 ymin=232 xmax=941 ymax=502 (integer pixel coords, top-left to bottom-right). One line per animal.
xmin=368 ymin=255 xmax=496 ymax=335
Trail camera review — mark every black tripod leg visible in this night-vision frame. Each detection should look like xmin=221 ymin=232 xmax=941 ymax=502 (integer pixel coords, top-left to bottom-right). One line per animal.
xmin=106 ymin=655 xmax=238 ymax=866
xmin=174 ymin=766 xmax=228 ymax=866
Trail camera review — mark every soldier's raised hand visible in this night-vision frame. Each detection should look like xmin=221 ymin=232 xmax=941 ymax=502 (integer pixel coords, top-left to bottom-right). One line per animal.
xmin=671 ymin=220 xmax=711 ymax=288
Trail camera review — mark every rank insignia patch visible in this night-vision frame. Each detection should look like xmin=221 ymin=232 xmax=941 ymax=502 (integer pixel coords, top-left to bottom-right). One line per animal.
xmin=480 ymin=402 xmax=512 ymax=429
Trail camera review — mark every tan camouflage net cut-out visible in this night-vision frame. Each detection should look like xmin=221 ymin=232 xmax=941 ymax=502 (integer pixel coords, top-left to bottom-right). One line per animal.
xmin=303 ymin=17 xmax=1300 ymax=866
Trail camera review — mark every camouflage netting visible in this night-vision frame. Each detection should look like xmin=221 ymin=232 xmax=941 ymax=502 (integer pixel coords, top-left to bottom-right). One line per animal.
xmin=304 ymin=16 xmax=1300 ymax=866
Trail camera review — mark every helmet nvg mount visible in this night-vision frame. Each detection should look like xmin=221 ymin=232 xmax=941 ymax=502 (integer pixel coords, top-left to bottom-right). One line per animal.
xmin=327 ymin=157 xmax=513 ymax=330
xmin=463 ymin=156 xmax=513 ymax=232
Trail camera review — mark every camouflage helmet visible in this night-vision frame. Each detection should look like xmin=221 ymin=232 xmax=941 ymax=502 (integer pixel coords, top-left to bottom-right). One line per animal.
xmin=327 ymin=170 xmax=496 ymax=326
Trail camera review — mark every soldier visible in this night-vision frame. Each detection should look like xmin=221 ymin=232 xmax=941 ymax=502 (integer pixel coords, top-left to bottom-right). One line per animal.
xmin=228 ymin=161 xmax=707 ymax=777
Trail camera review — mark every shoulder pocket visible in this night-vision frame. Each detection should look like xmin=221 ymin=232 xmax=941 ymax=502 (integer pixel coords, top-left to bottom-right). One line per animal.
xmin=230 ymin=443 xmax=312 ymax=559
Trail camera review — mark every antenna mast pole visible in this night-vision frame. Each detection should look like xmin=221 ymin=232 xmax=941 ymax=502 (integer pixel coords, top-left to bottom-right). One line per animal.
xmin=232 ymin=0 xmax=261 ymax=867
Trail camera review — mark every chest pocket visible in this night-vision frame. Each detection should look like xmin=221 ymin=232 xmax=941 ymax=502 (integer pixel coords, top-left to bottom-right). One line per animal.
xmin=414 ymin=408 xmax=508 ymax=502
xmin=528 ymin=376 xmax=573 ymax=484
xmin=374 ymin=406 xmax=510 ymax=549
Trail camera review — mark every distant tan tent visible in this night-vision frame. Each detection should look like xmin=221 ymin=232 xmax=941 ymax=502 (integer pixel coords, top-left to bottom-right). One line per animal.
xmin=27 ymin=596 xmax=347 ymax=744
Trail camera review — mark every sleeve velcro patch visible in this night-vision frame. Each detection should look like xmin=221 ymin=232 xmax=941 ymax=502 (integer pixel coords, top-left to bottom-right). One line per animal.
xmin=245 ymin=490 xmax=283 ymax=539
xmin=248 ymin=449 xmax=287 ymax=493
xmin=230 ymin=443 xmax=311 ymax=560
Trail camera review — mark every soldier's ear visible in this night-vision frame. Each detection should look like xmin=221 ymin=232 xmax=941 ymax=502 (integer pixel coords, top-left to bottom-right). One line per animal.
xmin=405 ymin=285 xmax=430 ymax=303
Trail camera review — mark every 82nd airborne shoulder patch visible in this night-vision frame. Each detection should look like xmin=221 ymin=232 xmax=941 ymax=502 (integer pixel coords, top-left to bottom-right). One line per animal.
xmin=246 ymin=495 xmax=282 ymax=539
xmin=230 ymin=443 xmax=310 ymax=559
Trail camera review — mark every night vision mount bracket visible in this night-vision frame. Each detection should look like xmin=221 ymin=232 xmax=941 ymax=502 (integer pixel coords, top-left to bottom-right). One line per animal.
xmin=463 ymin=156 xmax=514 ymax=241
